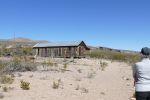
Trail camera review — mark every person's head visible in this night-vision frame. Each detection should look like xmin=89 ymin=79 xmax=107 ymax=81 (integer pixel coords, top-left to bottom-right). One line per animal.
xmin=141 ymin=47 xmax=150 ymax=58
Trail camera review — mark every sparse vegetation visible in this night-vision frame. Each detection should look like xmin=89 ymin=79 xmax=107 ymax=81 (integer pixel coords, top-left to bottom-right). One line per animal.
xmin=42 ymin=59 xmax=58 ymax=71
xmin=0 ymin=57 xmax=134 ymax=99
xmin=0 ymin=62 xmax=6 ymax=74
xmin=63 ymin=63 xmax=68 ymax=69
xmin=100 ymin=61 xmax=108 ymax=71
xmin=0 ymin=75 xmax=14 ymax=84
xmin=85 ymin=50 xmax=140 ymax=63
xmin=42 ymin=60 xmax=48 ymax=70
xmin=75 ymin=84 xmax=89 ymax=93
xmin=81 ymin=87 xmax=89 ymax=93
xmin=3 ymin=56 xmax=37 ymax=73
xmin=20 ymin=80 xmax=30 ymax=90
xmin=0 ymin=56 xmax=37 ymax=75
xmin=52 ymin=79 xmax=62 ymax=89
xmin=75 ymin=84 xmax=80 ymax=90
xmin=61 ymin=63 xmax=69 ymax=72
xmin=47 ymin=59 xmax=55 ymax=66
xmin=2 ymin=86 xmax=8 ymax=92
xmin=1 ymin=47 xmax=33 ymax=57
xmin=52 ymin=81 xmax=59 ymax=89
xmin=2 ymin=86 xmax=14 ymax=92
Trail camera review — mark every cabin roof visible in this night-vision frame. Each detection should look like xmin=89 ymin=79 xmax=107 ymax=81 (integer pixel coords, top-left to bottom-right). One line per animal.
xmin=33 ymin=41 xmax=84 ymax=48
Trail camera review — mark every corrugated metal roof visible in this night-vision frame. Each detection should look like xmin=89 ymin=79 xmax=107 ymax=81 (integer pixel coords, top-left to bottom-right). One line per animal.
xmin=33 ymin=41 xmax=83 ymax=48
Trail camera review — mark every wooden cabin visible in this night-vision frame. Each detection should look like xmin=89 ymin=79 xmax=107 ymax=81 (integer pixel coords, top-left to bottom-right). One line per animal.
xmin=33 ymin=41 xmax=89 ymax=58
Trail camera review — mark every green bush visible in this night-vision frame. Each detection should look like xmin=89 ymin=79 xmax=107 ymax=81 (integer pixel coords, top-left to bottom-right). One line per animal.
xmin=20 ymin=80 xmax=30 ymax=90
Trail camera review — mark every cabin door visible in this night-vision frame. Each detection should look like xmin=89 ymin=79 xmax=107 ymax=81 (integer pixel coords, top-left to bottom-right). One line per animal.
xmin=79 ymin=46 xmax=82 ymax=56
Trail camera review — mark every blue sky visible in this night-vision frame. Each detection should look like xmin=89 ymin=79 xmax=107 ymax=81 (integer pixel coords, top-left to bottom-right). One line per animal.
xmin=0 ymin=0 xmax=150 ymax=51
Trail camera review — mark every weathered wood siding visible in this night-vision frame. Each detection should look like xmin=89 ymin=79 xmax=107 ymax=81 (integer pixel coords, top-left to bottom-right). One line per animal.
xmin=33 ymin=47 xmax=81 ymax=58
xmin=33 ymin=41 xmax=88 ymax=58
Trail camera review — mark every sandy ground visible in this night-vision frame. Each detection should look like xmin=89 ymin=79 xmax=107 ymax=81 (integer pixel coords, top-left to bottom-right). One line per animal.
xmin=0 ymin=58 xmax=135 ymax=100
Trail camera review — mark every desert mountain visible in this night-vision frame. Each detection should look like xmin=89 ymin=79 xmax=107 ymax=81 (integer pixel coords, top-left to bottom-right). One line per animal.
xmin=9 ymin=37 xmax=48 ymax=43
xmin=0 ymin=37 xmax=48 ymax=47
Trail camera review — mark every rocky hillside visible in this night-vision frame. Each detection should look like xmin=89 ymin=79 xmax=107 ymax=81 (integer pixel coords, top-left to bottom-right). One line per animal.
xmin=0 ymin=37 xmax=48 ymax=47
xmin=8 ymin=37 xmax=48 ymax=43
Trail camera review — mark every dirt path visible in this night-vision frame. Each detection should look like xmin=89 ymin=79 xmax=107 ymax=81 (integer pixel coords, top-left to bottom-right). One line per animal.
xmin=0 ymin=59 xmax=135 ymax=100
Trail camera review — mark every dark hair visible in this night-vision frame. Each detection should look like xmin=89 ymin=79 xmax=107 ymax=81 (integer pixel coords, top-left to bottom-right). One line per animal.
xmin=141 ymin=47 xmax=150 ymax=56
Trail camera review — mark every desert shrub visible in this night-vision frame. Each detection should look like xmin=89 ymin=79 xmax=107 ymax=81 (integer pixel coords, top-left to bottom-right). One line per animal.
xmin=0 ymin=60 xmax=7 ymax=74
xmin=52 ymin=79 xmax=62 ymax=89
xmin=2 ymin=86 xmax=14 ymax=92
xmin=85 ymin=50 xmax=140 ymax=63
xmin=0 ymin=75 xmax=14 ymax=84
xmin=0 ymin=47 xmax=12 ymax=57
xmin=42 ymin=60 xmax=47 ymax=69
xmin=63 ymin=63 xmax=68 ymax=69
xmin=0 ymin=60 xmax=6 ymax=70
xmin=3 ymin=86 xmax=8 ymax=92
xmin=112 ymin=54 xmax=126 ymax=61
xmin=0 ymin=56 xmax=37 ymax=74
xmin=4 ymin=61 xmax=37 ymax=72
xmin=22 ymin=47 xmax=33 ymax=56
xmin=47 ymin=59 xmax=54 ymax=66
xmin=22 ymin=56 xmax=34 ymax=62
xmin=75 ymin=84 xmax=80 ymax=90
xmin=3 ymin=56 xmax=37 ymax=73
xmin=42 ymin=59 xmax=56 ymax=67
xmin=81 ymin=87 xmax=89 ymax=93
xmin=42 ymin=59 xmax=58 ymax=71
xmin=53 ymin=63 xmax=58 ymax=67
xmin=6 ymin=47 xmax=33 ymax=56
xmin=60 ymin=63 xmax=68 ymax=73
xmin=13 ymin=56 xmax=21 ymax=62
xmin=20 ymin=80 xmax=30 ymax=90
xmin=52 ymin=81 xmax=59 ymax=89
xmin=100 ymin=61 xmax=108 ymax=71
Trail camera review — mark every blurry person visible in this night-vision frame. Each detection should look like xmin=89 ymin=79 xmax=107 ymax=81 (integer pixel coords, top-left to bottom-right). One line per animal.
xmin=133 ymin=47 xmax=150 ymax=100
